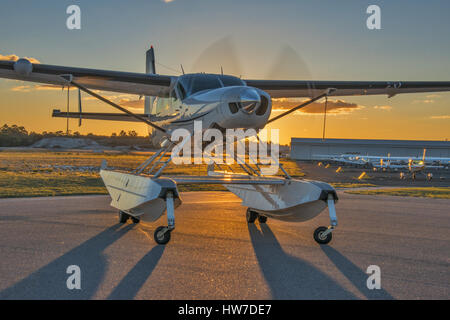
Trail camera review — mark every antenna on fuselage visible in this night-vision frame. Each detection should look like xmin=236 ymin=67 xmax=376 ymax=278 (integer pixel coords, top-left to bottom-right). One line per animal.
xmin=180 ymin=64 xmax=185 ymax=75
xmin=221 ymin=66 xmax=223 ymax=75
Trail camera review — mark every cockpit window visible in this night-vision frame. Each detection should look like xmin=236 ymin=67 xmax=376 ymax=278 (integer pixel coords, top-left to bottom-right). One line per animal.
xmin=177 ymin=74 xmax=244 ymax=97
xmin=178 ymin=74 xmax=222 ymax=96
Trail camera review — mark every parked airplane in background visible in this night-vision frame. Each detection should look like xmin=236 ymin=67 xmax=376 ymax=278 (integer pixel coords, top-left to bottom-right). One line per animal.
xmin=1 ymin=46 xmax=450 ymax=244
xmin=317 ymin=148 xmax=450 ymax=180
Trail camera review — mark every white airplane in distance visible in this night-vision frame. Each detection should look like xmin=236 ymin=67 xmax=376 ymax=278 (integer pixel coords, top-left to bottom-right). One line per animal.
xmin=319 ymin=149 xmax=449 ymax=180
xmin=1 ymin=46 xmax=450 ymax=245
xmin=370 ymin=149 xmax=448 ymax=180
xmin=335 ymin=149 xmax=450 ymax=165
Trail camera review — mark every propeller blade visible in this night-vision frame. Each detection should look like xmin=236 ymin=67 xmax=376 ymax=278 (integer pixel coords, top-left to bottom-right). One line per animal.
xmin=191 ymin=36 xmax=243 ymax=76
xmin=266 ymin=45 xmax=312 ymax=80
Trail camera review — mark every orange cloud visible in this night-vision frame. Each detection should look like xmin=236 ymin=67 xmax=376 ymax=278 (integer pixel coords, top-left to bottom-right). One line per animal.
xmin=271 ymin=98 xmax=364 ymax=115
xmin=0 ymin=53 xmax=40 ymax=64
xmin=11 ymin=85 xmax=33 ymax=92
xmin=119 ymin=98 xmax=144 ymax=110
xmin=374 ymin=105 xmax=392 ymax=111
xmin=35 ymin=84 xmax=65 ymax=91
xmin=11 ymin=84 xmax=71 ymax=92
xmin=413 ymin=99 xmax=435 ymax=104
xmin=430 ymin=115 xmax=450 ymax=120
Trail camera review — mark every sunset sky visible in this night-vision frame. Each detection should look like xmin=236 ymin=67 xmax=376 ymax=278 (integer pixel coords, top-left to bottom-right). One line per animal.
xmin=1 ymin=0 xmax=449 ymax=145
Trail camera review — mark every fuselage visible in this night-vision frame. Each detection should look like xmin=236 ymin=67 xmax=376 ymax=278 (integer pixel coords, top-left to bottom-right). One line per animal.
xmin=147 ymin=73 xmax=272 ymax=146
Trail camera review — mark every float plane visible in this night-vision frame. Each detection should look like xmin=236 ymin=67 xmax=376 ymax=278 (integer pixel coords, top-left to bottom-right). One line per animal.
xmin=1 ymin=46 xmax=450 ymax=244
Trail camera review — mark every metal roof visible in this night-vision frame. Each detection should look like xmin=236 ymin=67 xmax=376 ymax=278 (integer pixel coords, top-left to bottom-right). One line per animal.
xmin=291 ymin=138 xmax=450 ymax=148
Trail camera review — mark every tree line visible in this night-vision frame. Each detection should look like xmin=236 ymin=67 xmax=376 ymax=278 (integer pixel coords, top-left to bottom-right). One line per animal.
xmin=0 ymin=124 xmax=148 ymax=147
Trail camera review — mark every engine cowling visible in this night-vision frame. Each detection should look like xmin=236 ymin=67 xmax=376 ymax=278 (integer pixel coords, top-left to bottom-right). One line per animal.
xmin=13 ymin=58 xmax=33 ymax=76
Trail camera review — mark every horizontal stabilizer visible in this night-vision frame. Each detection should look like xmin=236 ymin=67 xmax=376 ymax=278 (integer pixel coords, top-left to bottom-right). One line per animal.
xmin=52 ymin=109 xmax=146 ymax=122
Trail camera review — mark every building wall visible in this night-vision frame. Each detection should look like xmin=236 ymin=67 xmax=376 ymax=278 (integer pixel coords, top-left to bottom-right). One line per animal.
xmin=290 ymin=138 xmax=450 ymax=160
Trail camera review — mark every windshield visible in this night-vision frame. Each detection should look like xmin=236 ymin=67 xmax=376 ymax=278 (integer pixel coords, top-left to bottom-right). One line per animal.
xmin=177 ymin=74 xmax=245 ymax=98
xmin=219 ymin=75 xmax=245 ymax=87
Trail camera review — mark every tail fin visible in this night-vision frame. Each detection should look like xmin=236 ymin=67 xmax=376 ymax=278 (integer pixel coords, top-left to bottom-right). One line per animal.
xmin=144 ymin=46 xmax=156 ymax=116
xmin=146 ymin=46 xmax=156 ymax=74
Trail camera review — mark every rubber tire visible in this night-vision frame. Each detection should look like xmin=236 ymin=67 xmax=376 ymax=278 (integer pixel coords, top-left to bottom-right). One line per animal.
xmin=131 ymin=216 xmax=140 ymax=224
xmin=118 ymin=211 xmax=129 ymax=223
xmin=246 ymin=208 xmax=258 ymax=223
xmin=258 ymin=215 xmax=268 ymax=224
xmin=154 ymin=226 xmax=171 ymax=245
xmin=314 ymin=226 xmax=332 ymax=245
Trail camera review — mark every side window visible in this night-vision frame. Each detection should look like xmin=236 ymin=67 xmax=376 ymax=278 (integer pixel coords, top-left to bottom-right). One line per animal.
xmin=154 ymin=97 xmax=170 ymax=116
xmin=170 ymin=88 xmax=178 ymax=101
xmin=170 ymin=88 xmax=182 ymax=114
xmin=177 ymin=83 xmax=186 ymax=100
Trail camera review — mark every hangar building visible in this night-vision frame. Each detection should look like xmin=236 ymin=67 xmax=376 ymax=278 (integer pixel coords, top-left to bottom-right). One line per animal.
xmin=290 ymin=138 xmax=450 ymax=160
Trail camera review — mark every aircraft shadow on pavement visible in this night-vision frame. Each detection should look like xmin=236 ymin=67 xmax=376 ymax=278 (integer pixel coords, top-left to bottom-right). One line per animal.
xmin=0 ymin=223 xmax=134 ymax=299
xmin=248 ymin=223 xmax=357 ymax=299
xmin=0 ymin=215 xmax=30 ymax=222
xmin=107 ymin=244 xmax=165 ymax=300
xmin=320 ymin=246 xmax=394 ymax=300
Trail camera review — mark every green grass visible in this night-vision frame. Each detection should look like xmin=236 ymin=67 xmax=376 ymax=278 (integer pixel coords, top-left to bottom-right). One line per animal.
xmin=0 ymin=150 xmax=303 ymax=198
xmin=346 ymin=187 xmax=450 ymax=199
xmin=0 ymin=171 xmax=107 ymax=198
xmin=331 ymin=182 xmax=376 ymax=189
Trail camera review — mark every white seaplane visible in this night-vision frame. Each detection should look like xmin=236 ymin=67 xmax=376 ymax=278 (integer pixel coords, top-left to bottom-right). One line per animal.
xmin=1 ymin=46 xmax=450 ymax=245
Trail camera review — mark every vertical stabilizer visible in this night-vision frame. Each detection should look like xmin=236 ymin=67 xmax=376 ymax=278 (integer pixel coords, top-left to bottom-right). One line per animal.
xmin=146 ymin=46 xmax=156 ymax=74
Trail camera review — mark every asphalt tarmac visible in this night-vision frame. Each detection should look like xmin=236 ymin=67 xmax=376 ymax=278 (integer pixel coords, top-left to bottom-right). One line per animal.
xmin=0 ymin=192 xmax=448 ymax=299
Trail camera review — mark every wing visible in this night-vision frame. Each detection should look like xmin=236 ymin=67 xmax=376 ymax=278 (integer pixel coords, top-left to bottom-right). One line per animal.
xmin=244 ymin=79 xmax=450 ymax=98
xmin=0 ymin=60 xmax=173 ymax=97
xmin=52 ymin=110 xmax=145 ymax=122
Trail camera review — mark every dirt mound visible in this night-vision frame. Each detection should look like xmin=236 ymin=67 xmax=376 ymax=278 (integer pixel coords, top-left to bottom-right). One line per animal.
xmin=32 ymin=137 xmax=102 ymax=150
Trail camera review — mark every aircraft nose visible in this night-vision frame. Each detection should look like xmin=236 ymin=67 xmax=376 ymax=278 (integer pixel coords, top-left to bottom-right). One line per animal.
xmin=223 ymin=87 xmax=261 ymax=114
xmin=239 ymin=89 xmax=261 ymax=114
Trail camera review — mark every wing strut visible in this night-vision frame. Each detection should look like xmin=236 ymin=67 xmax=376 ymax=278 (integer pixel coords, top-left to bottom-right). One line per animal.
xmin=78 ymin=88 xmax=82 ymax=127
xmin=66 ymin=85 xmax=70 ymax=135
xmin=322 ymin=96 xmax=328 ymax=140
xmin=267 ymin=88 xmax=336 ymax=124
xmin=59 ymin=75 xmax=167 ymax=133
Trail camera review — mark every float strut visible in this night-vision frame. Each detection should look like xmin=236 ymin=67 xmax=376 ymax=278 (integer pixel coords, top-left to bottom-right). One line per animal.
xmin=321 ymin=194 xmax=338 ymax=238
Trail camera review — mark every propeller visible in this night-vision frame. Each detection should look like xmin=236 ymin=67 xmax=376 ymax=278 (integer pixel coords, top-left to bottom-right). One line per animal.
xmin=266 ymin=45 xmax=312 ymax=81
xmin=191 ymin=37 xmax=313 ymax=80
xmin=190 ymin=36 xmax=243 ymax=76
xmin=191 ymin=37 xmax=329 ymax=136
